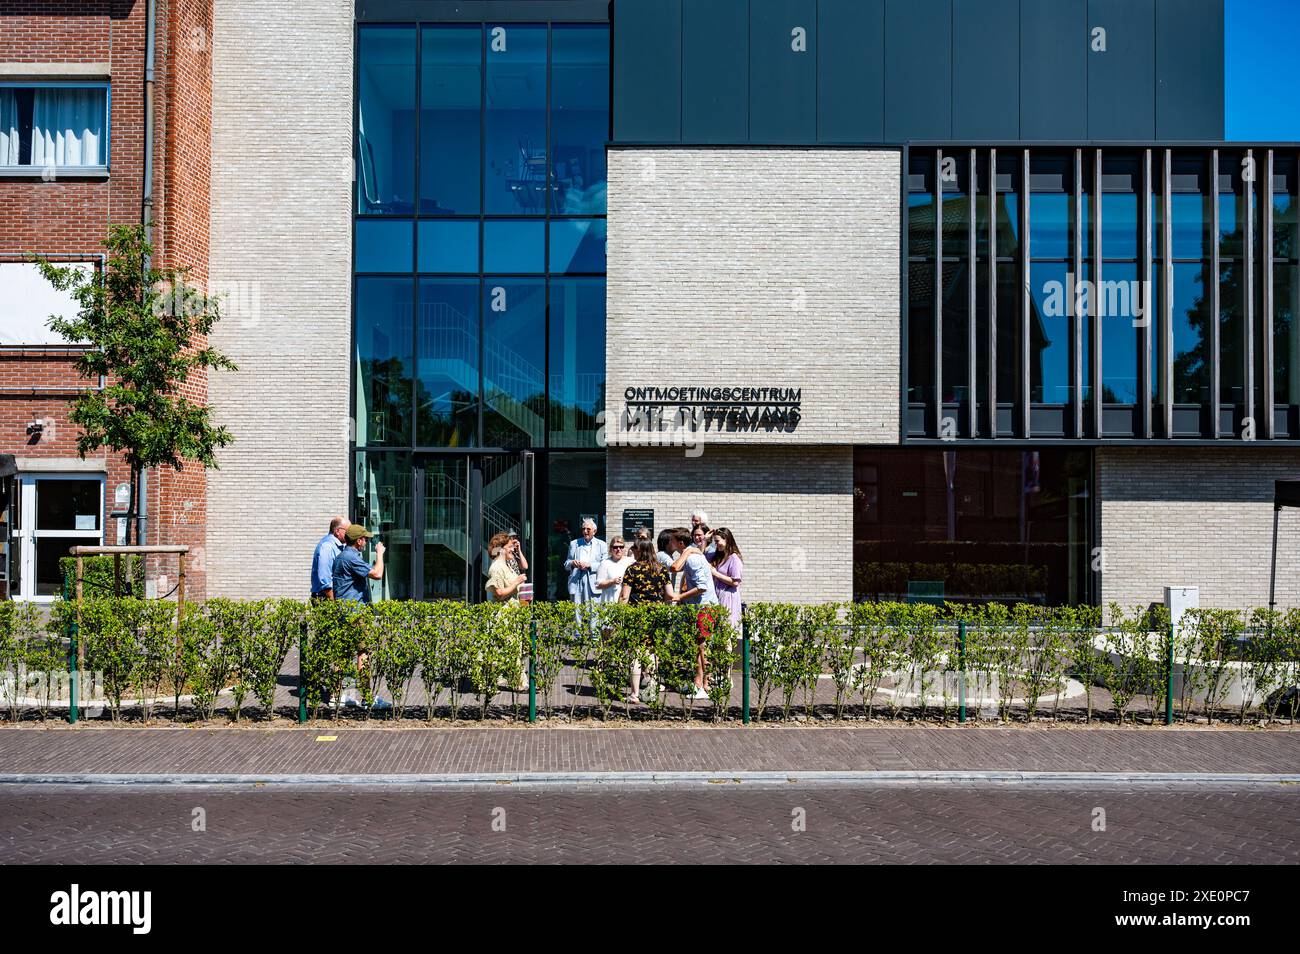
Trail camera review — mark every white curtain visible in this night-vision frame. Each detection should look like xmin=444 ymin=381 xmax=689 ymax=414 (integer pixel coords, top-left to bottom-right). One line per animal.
xmin=31 ymin=88 xmax=104 ymax=167
xmin=0 ymin=89 xmax=18 ymax=166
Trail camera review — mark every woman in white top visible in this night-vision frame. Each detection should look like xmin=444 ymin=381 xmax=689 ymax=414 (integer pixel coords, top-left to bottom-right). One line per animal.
xmin=595 ymin=536 xmax=635 ymax=603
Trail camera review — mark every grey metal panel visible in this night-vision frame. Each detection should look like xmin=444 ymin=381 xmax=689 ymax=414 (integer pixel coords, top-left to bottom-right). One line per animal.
xmin=1092 ymin=149 xmax=1103 ymax=436
xmin=1086 ymin=0 xmax=1155 ymax=140
xmin=1021 ymin=148 xmax=1031 ymax=437
xmin=1020 ymin=0 xmax=1086 ymax=140
xmin=1155 ymin=0 xmax=1224 ymax=140
xmin=1245 ymin=147 xmax=1256 ymax=431
xmin=1141 ymin=148 xmax=1153 ymax=438
xmin=817 ymin=0 xmax=884 ymax=142
xmin=613 ymin=0 xmax=682 ymax=142
xmin=750 ymin=0 xmax=816 ymax=142
xmin=988 ymin=147 xmax=998 ymax=435
xmin=1073 ymin=148 xmax=1084 ymax=438
xmin=934 ymin=148 xmax=944 ymax=438
xmin=682 ymin=0 xmax=749 ymax=143
xmin=1264 ymin=150 xmax=1275 ymax=438
xmin=968 ymin=148 xmax=977 ymax=436
xmin=952 ymin=0 xmax=1018 ymax=140
xmin=884 ymin=0 xmax=952 ymax=142
xmin=1162 ymin=149 xmax=1173 ymax=437
xmin=1211 ymin=149 xmax=1221 ymax=436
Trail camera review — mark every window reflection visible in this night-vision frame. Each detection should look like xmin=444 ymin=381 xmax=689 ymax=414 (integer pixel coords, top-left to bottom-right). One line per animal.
xmin=482 ymin=279 xmax=545 ymax=447
xmin=357 ymin=26 xmax=416 ymax=215
xmin=416 ymin=279 xmax=479 ymax=447
xmin=853 ymin=449 xmax=1094 ymax=607
xmin=550 ymin=25 xmax=609 ymax=214
xmin=549 ymin=278 xmax=605 ymax=447
xmin=420 ymin=26 xmax=482 ymax=215
xmin=485 ymin=25 xmax=547 ymax=215
xmin=354 ymin=277 xmax=414 ymax=447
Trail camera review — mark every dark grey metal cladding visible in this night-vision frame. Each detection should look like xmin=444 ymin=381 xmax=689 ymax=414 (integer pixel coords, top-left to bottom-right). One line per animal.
xmin=885 ymin=0 xmax=952 ymax=142
xmin=613 ymin=0 xmax=682 ymax=141
xmin=1087 ymin=0 xmax=1155 ymax=140
xmin=610 ymin=0 xmax=1226 ymax=145
xmin=953 ymin=0 xmax=1018 ymax=141
xmin=1020 ymin=0 xmax=1086 ymax=140
xmin=817 ymin=0 xmax=883 ymax=142
xmin=1155 ymin=0 xmax=1224 ymax=140
xmin=750 ymin=0 xmax=817 ymax=143
xmin=682 ymin=0 xmax=749 ymax=143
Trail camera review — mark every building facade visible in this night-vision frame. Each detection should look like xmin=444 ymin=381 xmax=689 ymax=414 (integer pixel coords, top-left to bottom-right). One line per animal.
xmin=0 ymin=0 xmax=212 ymax=601
xmin=5 ymin=0 xmax=1300 ymax=613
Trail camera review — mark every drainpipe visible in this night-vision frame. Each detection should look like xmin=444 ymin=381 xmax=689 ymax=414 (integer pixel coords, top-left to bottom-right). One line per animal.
xmin=142 ymin=0 xmax=157 ymax=247
xmin=134 ymin=0 xmax=158 ymax=547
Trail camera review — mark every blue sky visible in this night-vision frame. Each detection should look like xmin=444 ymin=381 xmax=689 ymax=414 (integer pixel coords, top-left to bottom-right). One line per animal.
xmin=1225 ymin=0 xmax=1300 ymax=140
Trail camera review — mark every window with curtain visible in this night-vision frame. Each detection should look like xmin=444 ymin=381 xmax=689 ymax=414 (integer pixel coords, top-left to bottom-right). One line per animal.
xmin=0 ymin=84 xmax=108 ymax=169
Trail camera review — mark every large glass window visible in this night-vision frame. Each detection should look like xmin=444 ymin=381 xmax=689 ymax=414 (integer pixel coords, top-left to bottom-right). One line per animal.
xmin=1277 ymin=156 xmax=1298 ymax=406
xmin=485 ymin=24 xmax=547 ymax=215
xmin=1028 ymin=260 xmax=1071 ymax=403
xmin=357 ymin=26 xmax=417 ymax=215
xmin=549 ymin=278 xmax=605 ymax=447
xmin=482 ymin=279 xmax=545 ymax=448
xmin=1171 ymin=262 xmax=1210 ymax=404
xmin=550 ymin=24 xmax=609 ymax=214
xmin=0 ymin=83 xmax=108 ymax=169
xmin=416 ymin=279 xmax=479 ymax=447
xmin=853 ymin=449 xmax=1094 ymax=607
xmin=420 ymin=26 xmax=482 ymax=215
xmin=354 ymin=22 xmax=608 ymax=452
xmin=354 ymin=277 xmax=414 ymax=447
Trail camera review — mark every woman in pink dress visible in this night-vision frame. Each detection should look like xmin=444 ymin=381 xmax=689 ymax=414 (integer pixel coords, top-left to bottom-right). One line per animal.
xmin=709 ymin=527 xmax=744 ymax=631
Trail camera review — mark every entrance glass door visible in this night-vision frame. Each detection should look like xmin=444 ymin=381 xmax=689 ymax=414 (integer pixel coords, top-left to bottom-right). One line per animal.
xmin=411 ymin=453 xmax=533 ymax=602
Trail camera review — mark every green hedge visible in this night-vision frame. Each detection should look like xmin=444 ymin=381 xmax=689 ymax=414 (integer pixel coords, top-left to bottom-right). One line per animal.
xmin=57 ymin=555 xmax=145 ymax=598
xmin=3 ymin=598 xmax=1298 ymax=725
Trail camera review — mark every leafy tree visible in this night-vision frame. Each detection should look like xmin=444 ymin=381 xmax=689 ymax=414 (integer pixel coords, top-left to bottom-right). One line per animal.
xmin=34 ymin=224 xmax=236 ymax=550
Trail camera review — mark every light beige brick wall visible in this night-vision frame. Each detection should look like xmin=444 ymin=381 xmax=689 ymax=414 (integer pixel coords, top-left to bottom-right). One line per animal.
xmin=605 ymin=148 xmax=900 ymax=448
xmin=607 ymin=445 xmax=853 ymax=604
xmin=207 ymin=0 xmax=352 ymax=597
xmin=1098 ymin=447 xmax=1300 ymax=612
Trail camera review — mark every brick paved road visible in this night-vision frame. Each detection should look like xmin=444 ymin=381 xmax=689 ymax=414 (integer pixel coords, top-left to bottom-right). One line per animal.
xmin=1 ymin=782 xmax=1295 ymax=863
xmin=1 ymin=726 xmax=1296 ymax=777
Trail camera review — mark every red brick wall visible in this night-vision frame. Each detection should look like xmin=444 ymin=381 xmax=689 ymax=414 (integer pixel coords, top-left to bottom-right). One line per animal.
xmin=0 ymin=0 xmax=213 ymax=598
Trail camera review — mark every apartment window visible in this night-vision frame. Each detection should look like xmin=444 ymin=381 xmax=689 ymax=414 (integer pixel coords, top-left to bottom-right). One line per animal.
xmin=0 ymin=83 xmax=109 ymax=171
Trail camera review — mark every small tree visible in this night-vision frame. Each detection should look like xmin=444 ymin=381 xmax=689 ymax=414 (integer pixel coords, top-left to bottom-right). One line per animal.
xmin=34 ymin=224 xmax=236 ymax=553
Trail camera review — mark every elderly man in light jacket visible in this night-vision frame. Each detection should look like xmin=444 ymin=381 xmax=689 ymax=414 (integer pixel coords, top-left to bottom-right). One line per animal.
xmin=564 ymin=517 xmax=608 ymax=626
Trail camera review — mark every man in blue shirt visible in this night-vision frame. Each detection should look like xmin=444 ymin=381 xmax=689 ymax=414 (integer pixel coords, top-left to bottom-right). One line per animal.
xmin=330 ymin=524 xmax=389 ymax=709
xmin=310 ymin=515 xmax=349 ymax=599
xmin=333 ymin=523 xmax=385 ymax=603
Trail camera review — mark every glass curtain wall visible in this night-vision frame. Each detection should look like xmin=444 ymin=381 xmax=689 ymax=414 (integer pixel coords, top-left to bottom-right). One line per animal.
xmin=353 ymin=17 xmax=609 ymax=599
xmin=905 ymin=146 xmax=1296 ymax=440
xmin=853 ymin=448 xmax=1094 ymax=607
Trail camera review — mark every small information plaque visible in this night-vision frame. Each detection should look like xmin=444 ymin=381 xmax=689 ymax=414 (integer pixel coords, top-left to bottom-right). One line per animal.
xmin=622 ymin=509 xmax=654 ymax=540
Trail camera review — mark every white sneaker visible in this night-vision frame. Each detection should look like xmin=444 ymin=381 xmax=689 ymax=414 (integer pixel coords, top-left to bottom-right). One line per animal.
xmin=691 ymin=686 xmax=710 ymax=701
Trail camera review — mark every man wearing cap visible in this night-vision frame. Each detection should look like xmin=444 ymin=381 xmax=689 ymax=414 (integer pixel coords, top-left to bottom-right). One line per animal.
xmin=333 ymin=523 xmax=385 ymax=603
xmin=330 ymin=524 xmax=389 ymax=709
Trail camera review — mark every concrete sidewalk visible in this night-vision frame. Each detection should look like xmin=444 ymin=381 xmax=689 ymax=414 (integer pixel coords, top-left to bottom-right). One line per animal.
xmin=0 ymin=726 xmax=1296 ymax=779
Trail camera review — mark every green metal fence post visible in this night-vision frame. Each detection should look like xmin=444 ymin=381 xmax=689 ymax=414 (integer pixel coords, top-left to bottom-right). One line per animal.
xmin=741 ymin=603 xmax=750 ymax=725
xmin=65 ymin=576 xmax=78 ymax=725
xmin=297 ymin=620 xmax=308 ymax=724
xmin=528 ymin=617 xmax=537 ymax=724
xmin=1165 ymin=622 xmax=1175 ymax=726
xmin=958 ymin=619 xmax=967 ymax=724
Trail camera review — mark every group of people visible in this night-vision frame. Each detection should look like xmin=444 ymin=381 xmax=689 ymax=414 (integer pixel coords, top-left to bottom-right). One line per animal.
xmin=307 ymin=508 xmax=747 ymax=707
xmin=309 ymin=515 xmax=388 ymax=708
xmin=559 ymin=510 xmax=745 ymax=702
